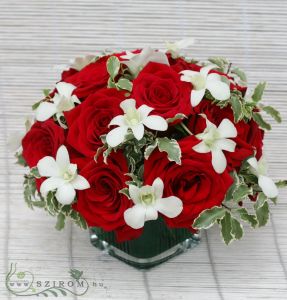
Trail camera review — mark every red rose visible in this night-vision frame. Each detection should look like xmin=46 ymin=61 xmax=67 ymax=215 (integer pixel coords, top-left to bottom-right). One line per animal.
xmin=73 ymin=152 xmax=141 ymax=242
xmin=65 ymin=88 xmax=126 ymax=158
xmin=144 ymin=136 xmax=233 ymax=229
xmin=187 ymin=99 xmax=260 ymax=169
xmin=64 ymin=56 xmax=110 ymax=100
xmin=22 ymin=120 xmax=65 ymax=168
xmin=132 ymin=62 xmax=191 ymax=119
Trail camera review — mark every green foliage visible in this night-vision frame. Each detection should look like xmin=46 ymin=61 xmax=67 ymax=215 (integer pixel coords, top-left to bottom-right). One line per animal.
xmin=107 ymin=56 xmax=120 ymax=80
xmin=231 ymin=67 xmax=247 ymax=84
xmin=251 ymin=82 xmax=266 ymax=103
xmin=157 ymin=137 xmax=181 ymax=165
xmin=275 ymin=180 xmax=287 ymax=188
xmin=262 ymin=106 xmax=282 ymax=123
xmin=15 ymin=152 xmax=27 ymax=167
xmin=255 ymin=200 xmax=270 ymax=227
xmin=237 ymin=208 xmax=257 ymax=228
xmin=193 ymin=206 xmax=226 ymax=229
xmin=252 ymin=112 xmax=271 ymax=130
xmin=220 ymin=212 xmax=234 ymax=245
xmin=208 ymin=57 xmax=229 ymax=72
xmin=166 ymin=113 xmax=187 ymax=124
xmin=116 ymin=78 xmax=133 ymax=92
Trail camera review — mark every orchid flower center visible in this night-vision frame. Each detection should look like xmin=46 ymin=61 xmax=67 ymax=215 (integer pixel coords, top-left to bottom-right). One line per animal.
xmin=201 ymin=127 xmax=220 ymax=148
xmin=190 ymin=74 xmax=206 ymax=90
xmin=63 ymin=164 xmax=77 ymax=182
xmin=139 ymin=187 xmax=155 ymax=205
xmin=124 ymin=107 xmax=141 ymax=126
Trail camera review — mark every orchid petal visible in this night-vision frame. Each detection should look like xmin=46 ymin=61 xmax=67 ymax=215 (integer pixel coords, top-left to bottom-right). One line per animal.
xmin=247 ymin=157 xmax=259 ymax=172
xmin=129 ymin=184 xmax=141 ymax=204
xmin=193 ymin=141 xmax=210 ymax=153
xmin=206 ymin=80 xmax=230 ymax=101
xmin=257 ymin=156 xmax=268 ymax=175
xmin=258 ymin=175 xmax=279 ymax=198
xmin=200 ymin=64 xmax=216 ymax=78
xmin=131 ymin=124 xmax=145 ymax=140
xmin=40 ymin=177 xmax=65 ymax=196
xmin=155 ymin=196 xmax=183 ymax=218
xmin=106 ymin=126 xmax=128 ymax=147
xmin=120 ymin=99 xmax=136 ymax=113
xmin=71 ymin=175 xmax=90 ymax=190
xmin=37 ymin=156 xmax=61 ymax=177
xmin=190 ymin=89 xmax=205 ymax=107
xmin=36 ymin=102 xmax=57 ymax=121
xmin=55 ymin=183 xmax=76 ymax=205
xmin=152 ymin=177 xmax=164 ymax=199
xmin=211 ymin=148 xmax=227 ymax=174
xmin=145 ymin=206 xmax=158 ymax=221
xmin=217 ymin=119 xmax=237 ymax=138
xmin=214 ymin=138 xmax=236 ymax=152
xmin=56 ymin=145 xmax=70 ymax=171
xmin=138 ymin=105 xmax=154 ymax=119
xmin=109 ymin=115 xmax=126 ymax=127
xmin=56 ymin=82 xmax=76 ymax=98
xmin=206 ymin=73 xmax=222 ymax=82
xmin=143 ymin=115 xmax=168 ymax=131
xmin=124 ymin=205 xmax=146 ymax=229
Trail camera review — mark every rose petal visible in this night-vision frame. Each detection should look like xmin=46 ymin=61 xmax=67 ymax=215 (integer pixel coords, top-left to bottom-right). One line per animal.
xmin=152 ymin=177 xmax=164 ymax=199
xmin=55 ymin=183 xmax=76 ymax=205
xmin=106 ymin=126 xmax=128 ymax=147
xmin=217 ymin=119 xmax=237 ymax=138
xmin=36 ymin=102 xmax=57 ymax=121
xmin=258 ymin=175 xmax=279 ymax=198
xmin=190 ymin=89 xmax=205 ymax=107
xmin=40 ymin=177 xmax=65 ymax=196
xmin=37 ymin=156 xmax=61 ymax=177
xmin=124 ymin=205 xmax=146 ymax=229
xmin=211 ymin=148 xmax=227 ymax=174
xmin=143 ymin=115 xmax=168 ymax=131
xmin=71 ymin=175 xmax=90 ymax=190
xmin=155 ymin=196 xmax=183 ymax=218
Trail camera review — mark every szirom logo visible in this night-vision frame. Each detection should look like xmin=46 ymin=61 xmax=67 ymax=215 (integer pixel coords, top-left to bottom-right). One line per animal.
xmin=6 ymin=263 xmax=93 ymax=297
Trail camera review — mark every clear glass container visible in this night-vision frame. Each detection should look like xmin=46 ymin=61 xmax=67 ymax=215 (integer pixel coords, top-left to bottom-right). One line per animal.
xmin=90 ymin=217 xmax=200 ymax=269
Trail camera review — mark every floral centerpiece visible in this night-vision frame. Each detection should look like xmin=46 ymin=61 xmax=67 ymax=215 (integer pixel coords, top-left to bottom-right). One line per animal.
xmin=13 ymin=40 xmax=286 ymax=268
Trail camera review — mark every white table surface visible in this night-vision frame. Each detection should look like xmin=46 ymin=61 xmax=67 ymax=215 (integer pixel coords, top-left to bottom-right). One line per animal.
xmin=0 ymin=0 xmax=287 ymax=299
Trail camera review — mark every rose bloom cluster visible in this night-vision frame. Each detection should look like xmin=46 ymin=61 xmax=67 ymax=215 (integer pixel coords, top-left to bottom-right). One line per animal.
xmin=20 ymin=44 xmax=269 ymax=242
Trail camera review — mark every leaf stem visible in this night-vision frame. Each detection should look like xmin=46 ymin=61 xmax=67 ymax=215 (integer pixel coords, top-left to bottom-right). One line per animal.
xmin=180 ymin=122 xmax=193 ymax=136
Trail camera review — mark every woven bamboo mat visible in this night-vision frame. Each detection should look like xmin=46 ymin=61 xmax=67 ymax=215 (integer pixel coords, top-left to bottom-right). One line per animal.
xmin=0 ymin=0 xmax=287 ymax=299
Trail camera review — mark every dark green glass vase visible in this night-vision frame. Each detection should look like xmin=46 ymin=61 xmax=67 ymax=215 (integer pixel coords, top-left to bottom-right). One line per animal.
xmin=90 ymin=217 xmax=200 ymax=269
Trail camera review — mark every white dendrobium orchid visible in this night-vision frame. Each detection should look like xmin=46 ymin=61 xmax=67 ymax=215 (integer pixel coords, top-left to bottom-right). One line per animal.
xmin=37 ymin=145 xmax=90 ymax=205
xmin=120 ymin=47 xmax=169 ymax=76
xmin=124 ymin=178 xmax=183 ymax=229
xmin=180 ymin=64 xmax=230 ymax=107
xmin=70 ymin=54 xmax=97 ymax=71
xmin=165 ymin=38 xmax=195 ymax=58
xmin=193 ymin=117 xmax=237 ymax=174
xmin=106 ymin=99 xmax=168 ymax=148
xmin=247 ymin=156 xmax=278 ymax=198
xmin=36 ymin=82 xmax=80 ymax=122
